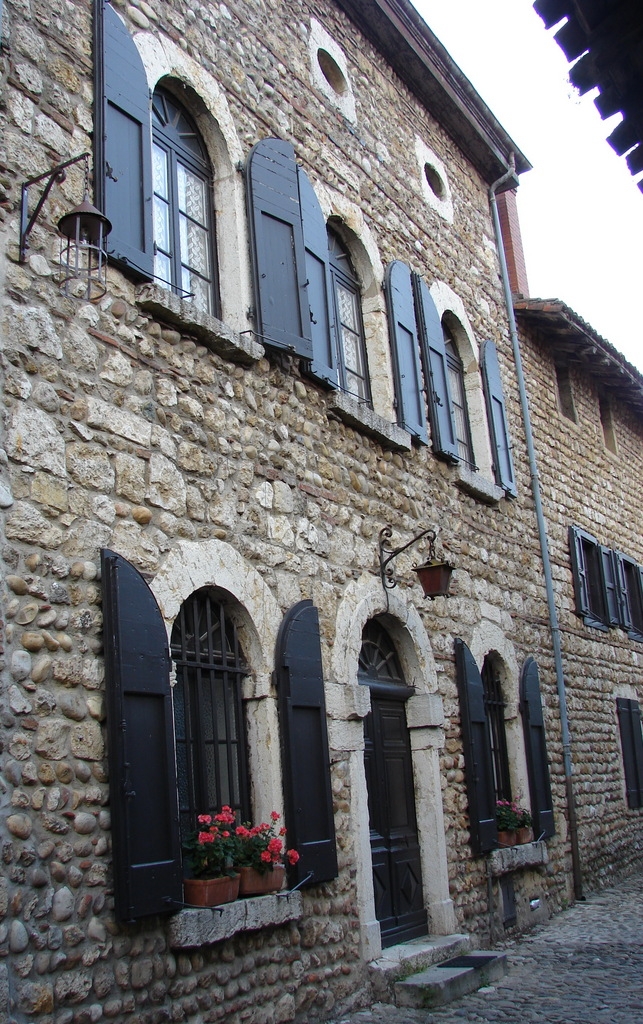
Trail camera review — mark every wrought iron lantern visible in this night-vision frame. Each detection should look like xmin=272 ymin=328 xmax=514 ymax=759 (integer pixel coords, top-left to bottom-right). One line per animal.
xmin=379 ymin=525 xmax=454 ymax=600
xmin=19 ymin=153 xmax=111 ymax=302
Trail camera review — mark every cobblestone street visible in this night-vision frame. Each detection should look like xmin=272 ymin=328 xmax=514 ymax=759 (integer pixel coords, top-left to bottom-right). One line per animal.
xmin=326 ymin=871 xmax=643 ymax=1024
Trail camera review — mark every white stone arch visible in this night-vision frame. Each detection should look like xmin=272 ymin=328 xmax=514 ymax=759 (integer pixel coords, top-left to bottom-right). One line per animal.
xmin=331 ymin=573 xmax=455 ymax=960
xmin=468 ymin=620 xmax=530 ymax=815
xmin=316 ymin=183 xmax=396 ymax=422
xmin=134 ymin=33 xmax=252 ymax=333
xmin=151 ymin=539 xmax=283 ymax=820
xmin=430 ymin=280 xmax=495 ymax=479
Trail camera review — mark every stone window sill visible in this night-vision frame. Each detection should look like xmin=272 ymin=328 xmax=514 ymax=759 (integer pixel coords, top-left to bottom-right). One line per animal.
xmin=452 ymin=463 xmax=504 ymax=505
xmin=488 ymin=840 xmax=548 ymax=877
xmin=167 ymin=891 xmax=303 ymax=949
xmin=136 ymin=284 xmax=264 ymax=366
xmin=328 ymin=392 xmax=412 ymax=452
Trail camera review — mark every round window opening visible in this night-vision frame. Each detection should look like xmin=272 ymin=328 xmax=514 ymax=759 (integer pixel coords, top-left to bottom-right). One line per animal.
xmin=317 ymin=48 xmax=348 ymax=95
xmin=424 ymin=162 xmax=446 ymax=200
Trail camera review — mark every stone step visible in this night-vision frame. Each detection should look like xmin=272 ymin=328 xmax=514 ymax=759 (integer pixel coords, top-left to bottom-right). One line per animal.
xmin=394 ymin=950 xmax=508 ymax=1009
xmin=369 ymin=934 xmax=471 ymax=1001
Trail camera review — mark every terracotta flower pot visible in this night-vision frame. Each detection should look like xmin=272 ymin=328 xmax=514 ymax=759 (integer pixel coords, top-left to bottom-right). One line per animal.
xmin=237 ymin=865 xmax=285 ymax=896
xmin=517 ymin=826 xmax=533 ymax=845
xmin=497 ymin=830 xmax=517 ymax=847
xmin=184 ymin=874 xmax=240 ymax=907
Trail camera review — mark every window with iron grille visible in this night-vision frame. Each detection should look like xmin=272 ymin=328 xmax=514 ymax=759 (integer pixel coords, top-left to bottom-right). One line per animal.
xmin=443 ymin=320 xmax=475 ymax=468
xmin=152 ymin=87 xmax=219 ymax=315
xmin=170 ymin=589 xmax=250 ymax=841
xmin=481 ymin=655 xmax=512 ymax=803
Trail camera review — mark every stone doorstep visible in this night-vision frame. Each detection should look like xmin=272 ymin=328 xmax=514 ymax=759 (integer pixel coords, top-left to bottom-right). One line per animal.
xmin=369 ymin=933 xmax=471 ymax=1000
xmin=394 ymin=950 xmax=508 ymax=1009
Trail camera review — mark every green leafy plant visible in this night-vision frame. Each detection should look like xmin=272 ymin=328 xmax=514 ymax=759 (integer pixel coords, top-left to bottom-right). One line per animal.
xmin=495 ymin=799 xmax=521 ymax=832
xmin=517 ymin=806 xmax=532 ymax=829
xmin=183 ymin=806 xmax=238 ymax=879
xmin=234 ymin=811 xmax=300 ymax=875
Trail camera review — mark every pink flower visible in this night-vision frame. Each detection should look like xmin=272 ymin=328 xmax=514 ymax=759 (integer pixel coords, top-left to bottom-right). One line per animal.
xmin=268 ymin=837 xmax=282 ymax=854
xmin=270 ymin=811 xmax=280 ymax=821
xmin=260 ymin=850 xmax=272 ymax=863
xmin=287 ymin=849 xmax=300 ymax=865
xmin=198 ymin=831 xmax=214 ymax=844
xmin=197 ymin=814 xmax=212 ymax=824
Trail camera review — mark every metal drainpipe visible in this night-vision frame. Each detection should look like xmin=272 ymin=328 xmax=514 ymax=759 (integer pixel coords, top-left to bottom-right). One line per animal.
xmin=488 ymin=157 xmax=584 ymax=902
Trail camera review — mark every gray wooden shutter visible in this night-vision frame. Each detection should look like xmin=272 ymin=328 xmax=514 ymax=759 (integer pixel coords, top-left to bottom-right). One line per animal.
xmin=617 ymin=698 xmax=643 ymax=809
xmin=481 ymin=340 xmax=517 ymax=496
xmin=276 ymin=601 xmax=338 ymax=885
xmin=520 ymin=658 xmax=555 ymax=839
xmin=412 ymin=273 xmax=458 ymax=462
xmin=600 ymin=546 xmax=620 ymax=626
xmin=384 ymin=261 xmax=428 ymax=443
xmin=298 ymin=167 xmax=338 ymax=387
xmin=102 ymin=4 xmax=154 ymax=279
xmin=247 ymin=138 xmax=313 ymax=358
xmin=569 ymin=525 xmax=591 ymax=618
xmin=454 ymin=638 xmax=497 ymax=855
xmin=101 ymin=549 xmax=182 ymax=920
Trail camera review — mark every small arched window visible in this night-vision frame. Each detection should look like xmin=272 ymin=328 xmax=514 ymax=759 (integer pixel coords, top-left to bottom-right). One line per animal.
xmin=328 ymin=228 xmax=371 ymax=405
xmin=152 ymin=87 xmax=218 ymax=315
xmin=170 ymin=589 xmax=250 ymax=839
xmin=443 ymin=319 xmax=475 ymax=467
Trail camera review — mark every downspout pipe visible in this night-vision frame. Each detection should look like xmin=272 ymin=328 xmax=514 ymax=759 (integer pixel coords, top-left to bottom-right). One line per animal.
xmin=489 ymin=158 xmax=583 ymax=902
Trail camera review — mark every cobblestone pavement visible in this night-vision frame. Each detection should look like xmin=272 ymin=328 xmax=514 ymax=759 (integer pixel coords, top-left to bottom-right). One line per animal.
xmin=326 ymin=871 xmax=643 ymax=1024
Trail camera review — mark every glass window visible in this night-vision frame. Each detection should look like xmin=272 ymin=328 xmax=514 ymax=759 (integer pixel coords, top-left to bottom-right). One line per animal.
xmin=328 ymin=228 xmax=371 ymax=405
xmin=443 ymin=320 xmax=475 ymax=467
xmin=481 ymin=655 xmax=511 ymax=803
xmin=170 ymin=589 xmax=250 ymax=841
xmin=152 ymin=88 xmax=218 ymax=316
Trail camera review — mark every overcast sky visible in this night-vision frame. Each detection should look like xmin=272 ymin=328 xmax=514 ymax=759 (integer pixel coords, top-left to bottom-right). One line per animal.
xmin=412 ymin=0 xmax=643 ymax=374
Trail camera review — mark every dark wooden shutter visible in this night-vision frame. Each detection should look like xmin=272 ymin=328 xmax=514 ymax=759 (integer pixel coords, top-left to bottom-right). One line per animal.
xmin=454 ymin=638 xmax=497 ymax=855
xmin=298 ymin=168 xmax=338 ymax=388
xmin=384 ymin=261 xmax=428 ymax=443
xmin=520 ymin=658 xmax=555 ymax=839
xmin=616 ymin=698 xmax=643 ymax=809
xmin=247 ymin=138 xmax=312 ymax=358
xmin=101 ymin=549 xmax=182 ymax=920
xmin=569 ymin=525 xmax=591 ymax=617
xmin=412 ymin=273 xmax=458 ymax=462
xmin=102 ymin=3 xmax=154 ymax=279
xmin=600 ymin=546 xmax=620 ymax=626
xmin=481 ymin=340 xmax=517 ymax=496
xmin=276 ymin=601 xmax=338 ymax=885
xmin=614 ymin=552 xmax=634 ymax=631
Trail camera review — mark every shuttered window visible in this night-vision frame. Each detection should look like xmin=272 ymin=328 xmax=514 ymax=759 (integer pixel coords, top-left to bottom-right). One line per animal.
xmin=569 ymin=525 xmax=609 ymax=630
xmin=444 ymin=324 xmax=475 ymax=468
xmin=617 ymin=554 xmax=643 ymax=641
xmin=481 ymin=655 xmax=511 ymax=803
xmin=384 ymin=261 xmax=428 ymax=443
xmin=617 ymin=698 xmax=643 ymax=809
xmin=520 ymin=658 xmax=555 ymax=839
xmin=152 ymin=89 xmax=219 ymax=315
xmin=454 ymin=639 xmax=498 ymax=855
xmin=328 ymin=228 xmax=371 ymax=404
xmin=481 ymin=340 xmax=517 ymax=495
xmin=412 ymin=274 xmax=459 ymax=462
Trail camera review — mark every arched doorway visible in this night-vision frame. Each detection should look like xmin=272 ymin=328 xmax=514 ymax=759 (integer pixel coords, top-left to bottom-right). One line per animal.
xmin=359 ymin=620 xmax=428 ymax=946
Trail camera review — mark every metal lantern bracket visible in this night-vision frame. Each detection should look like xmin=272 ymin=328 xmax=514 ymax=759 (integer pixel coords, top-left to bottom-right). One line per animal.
xmin=19 ymin=152 xmax=90 ymax=263
xmin=379 ymin=525 xmax=438 ymax=592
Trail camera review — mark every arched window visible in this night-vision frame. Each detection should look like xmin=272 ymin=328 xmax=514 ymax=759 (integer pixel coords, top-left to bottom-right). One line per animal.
xmin=152 ymin=87 xmax=218 ymax=315
xmin=170 ymin=589 xmax=250 ymax=839
xmin=481 ymin=653 xmax=511 ymax=803
xmin=358 ymin=620 xmax=406 ymax=687
xmin=328 ymin=228 xmax=371 ymax=404
xmin=443 ymin=318 xmax=475 ymax=467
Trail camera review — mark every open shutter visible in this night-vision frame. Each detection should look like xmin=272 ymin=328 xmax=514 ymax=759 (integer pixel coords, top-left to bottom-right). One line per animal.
xmin=454 ymin=638 xmax=497 ymax=855
xmin=412 ymin=273 xmax=458 ymax=462
xmin=600 ymin=546 xmax=620 ymax=626
xmin=617 ymin=698 xmax=643 ymax=808
xmin=102 ymin=4 xmax=154 ymax=279
xmin=384 ymin=261 xmax=428 ymax=443
xmin=276 ymin=601 xmax=338 ymax=885
xmin=614 ymin=552 xmax=634 ymax=631
xmin=481 ymin=340 xmax=517 ymax=496
xmin=247 ymin=138 xmax=312 ymax=358
xmin=520 ymin=658 xmax=555 ymax=839
xmin=569 ymin=525 xmax=591 ymax=617
xmin=101 ymin=549 xmax=182 ymax=920
xmin=298 ymin=168 xmax=338 ymax=387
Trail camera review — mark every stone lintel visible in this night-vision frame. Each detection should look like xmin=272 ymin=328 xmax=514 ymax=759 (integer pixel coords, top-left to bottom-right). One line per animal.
xmin=167 ymin=891 xmax=303 ymax=948
xmin=136 ymin=284 xmax=264 ymax=365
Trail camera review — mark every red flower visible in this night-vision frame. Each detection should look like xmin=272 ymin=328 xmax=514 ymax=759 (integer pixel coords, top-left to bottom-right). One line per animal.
xmin=198 ymin=831 xmax=215 ymax=844
xmin=268 ymin=837 xmax=282 ymax=854
xmin=197 ymin=814 xmax=212 ymax=824
xmin=287 ymin=849 xmax=300 ymax=865
xmin=270 ymin=811 xmax=280 ymax=821
xmin=260 ymin=850 xmax=272 ymax=862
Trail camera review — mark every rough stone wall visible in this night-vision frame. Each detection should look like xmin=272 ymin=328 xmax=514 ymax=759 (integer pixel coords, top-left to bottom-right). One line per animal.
xmin=1 ymin=0 xmax=637 ymax=1021
xmin=517 ymin=325 xmax=643 ymax=893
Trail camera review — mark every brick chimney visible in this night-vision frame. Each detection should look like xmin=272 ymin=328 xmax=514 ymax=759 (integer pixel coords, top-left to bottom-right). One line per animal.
xmin=496 ymin=189 xmax=529 ymax=297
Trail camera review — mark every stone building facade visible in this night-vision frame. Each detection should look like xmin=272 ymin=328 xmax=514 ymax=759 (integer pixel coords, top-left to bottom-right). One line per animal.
xmin=0 ymin=0 xmax=641 ymax=1022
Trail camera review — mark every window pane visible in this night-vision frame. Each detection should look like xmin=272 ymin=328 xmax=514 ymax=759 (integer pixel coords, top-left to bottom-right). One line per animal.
xmin=337 ymin=282 xmax=358 ymax=332
xmin=153 ymin=195 xmax=170 ymax=254
xmin=153 ymin=144 xmax=169 ymax=199
xmin=177 ymin=163 xmax=207 ymax=224
xmin=155 ymin=250 xmax=172 ymax=289
xmin=181 ymin=268 xmax=211 ymax=314
xmin=179 ymin=215 xmax=210 ymax=277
